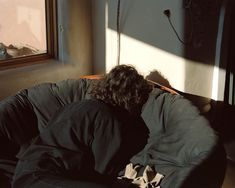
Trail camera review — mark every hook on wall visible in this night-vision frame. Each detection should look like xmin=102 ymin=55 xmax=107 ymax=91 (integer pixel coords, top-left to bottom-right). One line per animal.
xmin=163 ymin=5 xmax=194 ymax=45
xmin=163 ymin=9 xmax=171 ymax=18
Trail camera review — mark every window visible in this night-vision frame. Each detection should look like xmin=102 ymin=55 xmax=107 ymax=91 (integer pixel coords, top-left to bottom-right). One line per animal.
xmin=0 ymin=0 xmax=57 ymax=69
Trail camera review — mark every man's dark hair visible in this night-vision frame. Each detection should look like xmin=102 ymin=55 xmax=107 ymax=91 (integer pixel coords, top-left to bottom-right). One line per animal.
xmin=90 ymin=65 xmax=152 ymax=114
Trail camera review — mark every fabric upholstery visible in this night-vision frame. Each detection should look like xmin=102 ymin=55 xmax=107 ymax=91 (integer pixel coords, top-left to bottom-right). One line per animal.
xmin=131 ymin=88 xmax=226 ymax=188
xmin=0 ymin=79 xmax=227 ymax=188
xmin=25 ymin=79 xmax=92 ymax=132
xmin=0 ymin=79 xmax=92 ymax=187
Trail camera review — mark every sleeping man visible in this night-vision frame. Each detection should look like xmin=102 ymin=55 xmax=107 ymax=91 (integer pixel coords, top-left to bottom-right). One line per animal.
xmin=12 ymin=65 xmax=152 ymax=188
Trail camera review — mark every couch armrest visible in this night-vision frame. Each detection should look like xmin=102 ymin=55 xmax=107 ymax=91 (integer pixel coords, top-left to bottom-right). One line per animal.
xmin=80 ymin=74 xmax=104 ymax=80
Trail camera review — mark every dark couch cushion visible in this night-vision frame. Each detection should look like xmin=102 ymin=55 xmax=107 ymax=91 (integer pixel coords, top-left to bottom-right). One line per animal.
xmin=0 ymin=91 xmax=38 ymax=185
xmin=0 ymin=91 xmax=38 ymax=148
xmin=0 ymin=78 xmax=93 ymax=186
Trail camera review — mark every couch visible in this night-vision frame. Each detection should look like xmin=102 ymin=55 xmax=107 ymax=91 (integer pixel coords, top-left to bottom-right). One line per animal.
xmin=0 ymin=78 xmax=227 ymax=188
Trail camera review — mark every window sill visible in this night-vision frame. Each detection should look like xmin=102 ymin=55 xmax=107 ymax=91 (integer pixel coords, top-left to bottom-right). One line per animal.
xmin=0 ymin=59 xmax=64 ymax=74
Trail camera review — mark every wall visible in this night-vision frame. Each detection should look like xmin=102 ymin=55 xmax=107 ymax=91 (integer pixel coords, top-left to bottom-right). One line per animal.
xmin=0 ymin=0 xmax=93 ymax=100
xmin=92 ymin=0 xmax=231 ymax=100
xmin=57 ymin=0 xmax=93 ymax=69
xmin=91 ymin=0 xmax=106 ymax=73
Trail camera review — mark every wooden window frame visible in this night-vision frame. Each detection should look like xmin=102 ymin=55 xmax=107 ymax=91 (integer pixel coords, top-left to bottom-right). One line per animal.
xmin=0 ymin=0 xmax=58 ymax=70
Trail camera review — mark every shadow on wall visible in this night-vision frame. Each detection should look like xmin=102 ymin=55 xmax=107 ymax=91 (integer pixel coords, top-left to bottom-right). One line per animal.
xmin=224 ymin=0 xmax=235 ymax=103
xmin=146 ymin=70 xmax=172 ymax=88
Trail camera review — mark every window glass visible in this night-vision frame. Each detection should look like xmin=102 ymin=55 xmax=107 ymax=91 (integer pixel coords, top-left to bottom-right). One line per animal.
xmin=0 ymin=0 xmax=47 ymax=60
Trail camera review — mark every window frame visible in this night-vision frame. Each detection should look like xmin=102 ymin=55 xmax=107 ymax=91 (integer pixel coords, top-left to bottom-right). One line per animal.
xmin=0 ymin=0 xmax=58 ymax=70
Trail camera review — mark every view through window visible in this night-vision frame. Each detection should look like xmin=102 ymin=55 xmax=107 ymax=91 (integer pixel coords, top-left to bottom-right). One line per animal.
xmin=0 ymin=0 xmax=47 ymax=61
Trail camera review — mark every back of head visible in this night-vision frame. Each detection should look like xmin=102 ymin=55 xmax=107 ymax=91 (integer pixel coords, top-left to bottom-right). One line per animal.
xmin=90 ymin=65 xmax=152 ymax=115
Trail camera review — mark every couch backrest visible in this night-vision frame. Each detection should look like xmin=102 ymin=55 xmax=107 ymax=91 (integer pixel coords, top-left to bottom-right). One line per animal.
xmin=0 ymin=78 xmax=92 ymax=147
xmin=24 ymin=79 xmax=92 ymax=132
xmin=0 ymin=78 xmax=92 ymax=184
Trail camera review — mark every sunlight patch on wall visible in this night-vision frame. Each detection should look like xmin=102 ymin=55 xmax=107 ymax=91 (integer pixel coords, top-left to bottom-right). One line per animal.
xmin=106 ymin=28 xmax=186 ymax=91
xmin=211 ymin=66 xmax=226 ymax=100
xmin=184 ymin=59 xmax=214 ymax=98
xmin=106 ymin=29 xmax=219 ymax=99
